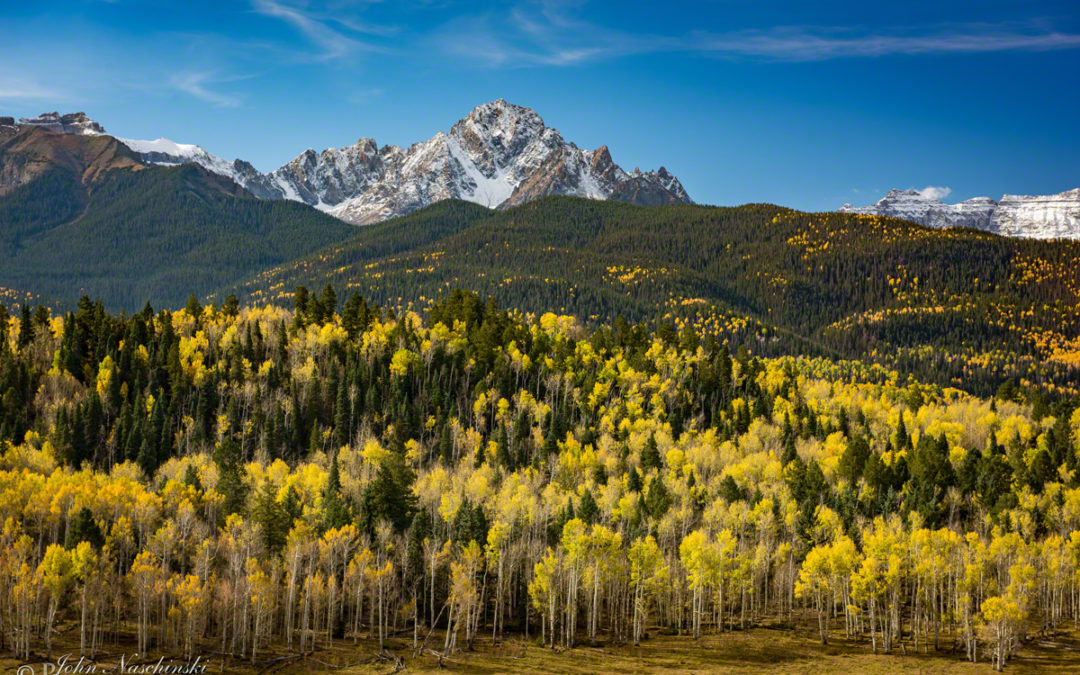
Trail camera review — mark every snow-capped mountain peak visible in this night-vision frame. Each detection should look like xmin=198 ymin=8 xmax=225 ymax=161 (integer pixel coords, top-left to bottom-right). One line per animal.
xmin=322 ymin=100 xmax=692 ymax=224
xmin=28 ymin=101 xmax=692 ymax=224
xmin=119 ymin=137 xmax=225 ymax=170
xmin=839 ymin=189 xmax=996 ymax=230
xmin=840 ymin=187 xmax=1080 ymax=239
xmin=115 ymin=136 xmax=276 ymax=199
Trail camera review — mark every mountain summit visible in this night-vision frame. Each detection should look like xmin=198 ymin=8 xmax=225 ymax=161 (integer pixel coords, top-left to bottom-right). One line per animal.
xmin=14 ymin=112 xmax=106 ymax=136
xmin=840 ymin=187 xmax=1080 ymax=239
xmin=117 ymin=99 xmax=693 ymax=224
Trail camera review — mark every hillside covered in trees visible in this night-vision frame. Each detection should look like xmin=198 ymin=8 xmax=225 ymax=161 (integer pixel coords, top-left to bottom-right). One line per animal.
xmin=235 ymin=197 xmax=1080 ymax=398
xmin=1 ymin=290 xmax=1079 ymax=671
xmin=0 ymin=163 xmax=354 ymax=310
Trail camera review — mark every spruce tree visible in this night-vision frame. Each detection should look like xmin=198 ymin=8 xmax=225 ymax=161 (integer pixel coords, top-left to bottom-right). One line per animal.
xmin=66 ymin=507 xmax=104 ymax=550
xmin=323 ymin=452 xmax=351 ymax=531
xmin=333 ymin=380 xmax=350 ymax=449
xmin=223 ymin=293 xmax=240 ymax=318
xmin=185 ymin=293 xmax=202 ymax=324
xmin=641 ymin=433 xmax=662 ymax=471
xmin=578 ymin=489 xmax=599 ymax=524
xmin=215 ymin=436 xmax=248 ymax=517
xmin=17 ymin=304 xmax=33 ymax=350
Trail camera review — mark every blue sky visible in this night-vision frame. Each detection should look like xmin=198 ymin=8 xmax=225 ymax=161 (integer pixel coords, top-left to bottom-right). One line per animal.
xmin=2 ymin=0 xmax=1078 ymax=211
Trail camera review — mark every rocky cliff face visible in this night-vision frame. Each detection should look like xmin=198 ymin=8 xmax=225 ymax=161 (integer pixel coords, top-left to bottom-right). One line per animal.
xmin=840 ymin=189 xmax=997 ymax=230
xmin=266 ymin=138 xmax=389 ymax=208
xmin=840 ymin=188 xmax=1080 ymax=239
xmin=607 ymin=167 xmax=692 ymax=207
xmin=990 ymin=189 xmax=1080 ymax=239
xmin=114 ymin=99 xmax=693 ymax=224
xmin=16 ymin=112 xmax=106 ymax=136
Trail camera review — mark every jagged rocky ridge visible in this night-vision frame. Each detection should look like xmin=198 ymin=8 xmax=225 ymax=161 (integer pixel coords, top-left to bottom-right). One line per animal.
xmin=841 ymin=188 xmax=1080 ymax=240
xmin=114 ymin=99 xmax=692 ymax=224
xmin=13 ymin=112 xmax=106 ymax=136
xmin=0 ymin=117 xmax=143 ymax=196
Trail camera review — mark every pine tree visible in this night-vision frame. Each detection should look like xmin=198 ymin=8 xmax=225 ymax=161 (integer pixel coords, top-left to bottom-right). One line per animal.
xmin=320 ymin=283 xmax=338 ymax=317
xmin=185 ymin=293 xmax=203 ymax=324
xmin=252 ymin=481 xmax=290 ymax=553
xmin=17 ymin=304 xmax=33 ymax=350
xmin=439 ymin=424 xmax=454 ymax=465
xmin=294 ymin=286 xmax=310 ymax=328
xmin=323 ymin=451 xmax=351 ymax=531
xmin=215 ymin=436 xmax=248 ymax=517
xmin=782 ymin=432 xmax=799 ymax=466
xmin=641 ymin=433 xmax=662 ymax=471
xmin=223 ymin=293 xmax=240 ymax=318
xmin=183 ymin=463 xmax=203 ymax=491
xmin=578 ymin=489 xmax=599 ymax=524
xmin=644 ymin=477 xmax=672 ymax=520
xmin=66 ymin=506 xmax=104 ymax=550
xmin=333 ymin=380 xmax=350 ymax=449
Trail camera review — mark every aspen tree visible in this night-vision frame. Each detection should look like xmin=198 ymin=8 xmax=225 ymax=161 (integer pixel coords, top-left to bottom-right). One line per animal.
xmin=171 ymin=573 xmax=205 ymax=659
xmin=346 ymin=546 xmax=373 ymax=642
xmin=529 ymin=548 xmax=561 ymax=648
xmin=129 ymin=550 xmax=158 ymax=654
xmin=71 ymin=541 xmax=97 ymax=656
xmin=628 ymin=535 xmax=669 ymax=645
xmin=38 ymin=544 xmax=73 ymax=657
xmin=248 ymin=558 xmax=276 ymax=663
xmin=796 ymin=543 xmax=834 ymax=643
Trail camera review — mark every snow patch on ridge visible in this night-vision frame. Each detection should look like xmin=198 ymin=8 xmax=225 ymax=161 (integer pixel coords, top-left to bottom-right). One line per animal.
xmin=445 ymin=134 xmax=514 ymax=207
xmin=840 ymin=187 xmax=1080 ymax=239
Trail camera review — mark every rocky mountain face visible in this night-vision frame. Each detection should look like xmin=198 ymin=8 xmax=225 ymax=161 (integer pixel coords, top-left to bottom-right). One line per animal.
xmin=607 ymin=167 xmax=693 ymax=207
xmin=15 ymin=112 xmax=106 ymax=136
xmin=115 ymin=99 xmax=693 ymax=224
xmin=991 ymin=189 xmax=1080 ymax=239
xmin=840 ymin=188 xmax=1080 ymax=239
xmin=840 ymin=189 xmax=997 ymax=230
xmin=270 ymin=138 xmax=392 ymax=210
xmin=0 ymin=123 xmax=143 ymax=196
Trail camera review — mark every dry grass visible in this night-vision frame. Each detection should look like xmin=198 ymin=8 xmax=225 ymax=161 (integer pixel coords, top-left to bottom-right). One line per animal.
xmin=3 ymin=625 xmax=1079 ymax=674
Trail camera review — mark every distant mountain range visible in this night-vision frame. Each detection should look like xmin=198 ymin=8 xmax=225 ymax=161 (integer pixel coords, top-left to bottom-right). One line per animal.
xmin=4 ymin=105 xmax=1080 ymax=399
xmin=7 ymin=100 xmax=692 ymax=225
xmin=8 ymin=107 xmax=1076 ymax=239
xmin=0 ymin=119 xmax=353 ymax=309
xmin=840 ymin=188 xmax=1080 ymax=239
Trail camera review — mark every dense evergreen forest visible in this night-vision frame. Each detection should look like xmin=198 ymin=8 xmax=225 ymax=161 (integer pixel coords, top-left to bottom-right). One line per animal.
xmin=0 ymin=164 xmax=354 ymax=309
xmin=235 ymin=197 xmax=1080 ymax=398
xmin=1 ymin=289 xmax=1079 ymax=671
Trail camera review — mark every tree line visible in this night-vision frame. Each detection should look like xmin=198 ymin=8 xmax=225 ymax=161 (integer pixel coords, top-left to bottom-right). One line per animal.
xmin=236 ymin=197 xmax=1080 ymax=398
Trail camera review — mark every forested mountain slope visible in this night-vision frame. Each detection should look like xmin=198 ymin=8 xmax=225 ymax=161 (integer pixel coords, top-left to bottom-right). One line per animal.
xmin=0 ymin=163 xmax=354 ymax=309
xmin=235 ymin=197 xmax=1080 ymax=396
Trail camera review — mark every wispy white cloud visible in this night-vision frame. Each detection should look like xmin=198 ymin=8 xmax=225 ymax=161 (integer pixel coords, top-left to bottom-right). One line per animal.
xmin=251 ymin=0 xmax=386 ymax=61
xmin=347 ymin=87 xmax=384 ymax=104
xmin=0 ymin=77 xmax=61 ymax=100
xmin=434 ymin=4 xmax=652 ymax=67
xmin=917 ymin=185 xmax=952 ymax=201
xmin=331 ymin=16 xmax=399 ymax=38
xmin=432 ymin=4 xmax=1080 ymax=68
xmin=699 ymin=26 xmax=1080 ymax=61
xmin=170 ymin=72 xmax=243 ymax=107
